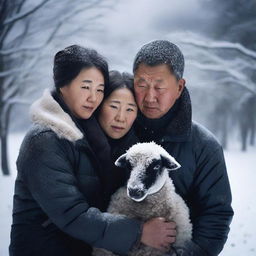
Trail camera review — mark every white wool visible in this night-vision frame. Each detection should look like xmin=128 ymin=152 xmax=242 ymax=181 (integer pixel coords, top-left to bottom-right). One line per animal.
xmin=125 ymin=141 xmax=180 ymax=169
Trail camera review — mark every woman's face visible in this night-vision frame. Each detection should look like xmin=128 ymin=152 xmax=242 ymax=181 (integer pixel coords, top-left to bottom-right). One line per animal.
xmin=99 ymin=88 xmax=138 ymax=139
xmin=60 ymin=67 xmax=105 ymax=119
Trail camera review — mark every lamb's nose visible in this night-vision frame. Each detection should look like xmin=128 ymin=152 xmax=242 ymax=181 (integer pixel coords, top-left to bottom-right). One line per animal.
xmin=128 ymin=188 xmax=144 ymax=199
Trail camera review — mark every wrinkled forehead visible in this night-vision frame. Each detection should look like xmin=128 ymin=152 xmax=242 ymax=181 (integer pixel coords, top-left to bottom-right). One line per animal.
xmin=135 ymin=64 xmax=172 ymax=81
xmin=127 ymin=151 xmax=160 ymax=167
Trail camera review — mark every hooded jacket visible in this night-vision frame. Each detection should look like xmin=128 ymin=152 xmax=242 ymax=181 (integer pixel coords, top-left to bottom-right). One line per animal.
xmin=135 ymin=87 xmax=234 ymax=256
xmin=9 ymin=90 xmax=141 ymax=256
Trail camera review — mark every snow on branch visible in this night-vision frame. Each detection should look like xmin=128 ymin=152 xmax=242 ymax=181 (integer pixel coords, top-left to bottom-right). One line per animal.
xmin=186 ymin=60 xmax=249 ymax=82
xmin=1 ymin=0 xmax=105 ymax=56
xmin=189 ymin=46 xmax=255 ymax=73
xmin=0 ymin=44 xmax=44 ymax=55
xmin=37 ymin=1 xmax=103 ymax=49
xmin=166 ymin=32 xmax=256 ymax=93
xmin=179 ymin=36 xmax=256 ymax=59
xmin=57 ymin=14 xmax=103 ymax=38
xmin=215 ymin=77 xmax=256 ymax=95
xmin=4 ymin=98 xmax=31 ymax=106
xmin=0 ymin=68 xmax=26 ymax=78
xmin=3 ymin=0 xmax=51 ymax=26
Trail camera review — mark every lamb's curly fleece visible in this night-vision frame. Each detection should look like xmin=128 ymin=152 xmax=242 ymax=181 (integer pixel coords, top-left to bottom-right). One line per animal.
xmin=93 ymin=177 xmax=192 ymax=256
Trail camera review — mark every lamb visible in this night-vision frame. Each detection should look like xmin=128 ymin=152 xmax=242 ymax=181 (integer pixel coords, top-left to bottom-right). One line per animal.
xmin=93 ymin=142 xmax=192 ymax=256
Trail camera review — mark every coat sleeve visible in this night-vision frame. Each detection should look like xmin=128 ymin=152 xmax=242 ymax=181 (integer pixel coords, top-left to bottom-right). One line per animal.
xmin=18 ymin=131 xmax=141 ymax=255
xmin=181 ymin=140 xmax=234 ymax=256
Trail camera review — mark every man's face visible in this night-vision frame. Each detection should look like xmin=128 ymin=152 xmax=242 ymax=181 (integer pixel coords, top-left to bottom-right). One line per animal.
xmin=134 ymin=64 xmax=185 ymax=119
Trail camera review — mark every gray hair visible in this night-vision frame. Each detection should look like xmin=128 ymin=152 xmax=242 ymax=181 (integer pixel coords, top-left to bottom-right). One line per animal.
xmin=133 ymin=40 xmax=184 ymax=80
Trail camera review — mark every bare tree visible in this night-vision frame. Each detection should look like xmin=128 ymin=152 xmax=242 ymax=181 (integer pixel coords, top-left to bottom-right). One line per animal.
xmin=200 ymin=0 xmax=256 ymax=51
xmin=167 ymin=31 xmax=256 ymax=150
xmin=175 ymin=33 xmax=256 ymax=92
xmin=0 ymin=0 xmax=115 ymax=175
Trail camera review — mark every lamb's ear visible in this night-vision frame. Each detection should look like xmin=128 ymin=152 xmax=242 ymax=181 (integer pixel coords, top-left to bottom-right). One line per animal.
xmin=115 ymin=153 xmax=127 ymax=168
xmin=161 ymin=154 xmax=181 ymax=171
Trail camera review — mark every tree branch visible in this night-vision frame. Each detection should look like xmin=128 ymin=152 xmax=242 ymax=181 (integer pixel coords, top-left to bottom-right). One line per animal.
xmin=0 ymin=0 xmax=106 ymax=55
xmin=4 ymin=20 xmax=30 ymax=51
xmin=5 ymin=98 xmax=31 ymax=105
xmin=3 ymin=0 xmax=51 ymax=26
xmin=179 ymin=36 xmax=256 ymax=59
xmin=209 ymin=77 xmax=256 ymax=95
xmin=0 ymin=68 xmax=26 ymax=78
xmin=186 ymin=60 xmax=250 ymax=82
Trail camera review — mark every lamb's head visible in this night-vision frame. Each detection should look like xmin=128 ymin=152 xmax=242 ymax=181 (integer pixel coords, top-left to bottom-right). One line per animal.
xmin=115 ymin=142 xmax=181 ymax=202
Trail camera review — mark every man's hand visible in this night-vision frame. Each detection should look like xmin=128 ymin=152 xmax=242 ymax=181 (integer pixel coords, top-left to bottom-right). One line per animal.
xmin=141 ymin=217 xmax=176 ymax=252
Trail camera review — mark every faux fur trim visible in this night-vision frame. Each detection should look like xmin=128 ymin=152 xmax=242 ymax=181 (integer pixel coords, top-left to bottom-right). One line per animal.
xmin=29 ymin=89 xmax=83 ymax=142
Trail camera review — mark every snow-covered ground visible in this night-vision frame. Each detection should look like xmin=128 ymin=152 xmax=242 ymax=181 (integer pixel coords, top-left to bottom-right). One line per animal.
xmin=0 ymin=133 xmax=255 ymax=255
xmin=219 ymin=146 xmax=256 ymax=256
xmin=0 ymin=133 xmax=23 ymax=256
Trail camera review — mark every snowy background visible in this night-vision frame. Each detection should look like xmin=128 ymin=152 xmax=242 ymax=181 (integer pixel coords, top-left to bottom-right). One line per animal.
xmin=1 ymin=0 xmax=256 ymax=255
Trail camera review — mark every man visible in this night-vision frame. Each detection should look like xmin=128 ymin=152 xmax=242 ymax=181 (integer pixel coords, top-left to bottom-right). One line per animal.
xmin=133 ymin=40 xmax=234 ymax=256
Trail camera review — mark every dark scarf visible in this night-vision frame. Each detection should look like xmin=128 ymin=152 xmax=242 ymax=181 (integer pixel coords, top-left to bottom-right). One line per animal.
xmin=108 ymin=127 xmax=139 ymax=160
xmin=52 ymin=90 xmax=116 ymax=209
xmin=135 ymin=87 xmax=192 ymax=143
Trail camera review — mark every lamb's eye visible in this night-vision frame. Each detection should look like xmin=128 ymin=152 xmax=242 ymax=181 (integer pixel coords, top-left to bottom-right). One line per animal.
xmin=153 ymin=164 xmax=160 ymax=170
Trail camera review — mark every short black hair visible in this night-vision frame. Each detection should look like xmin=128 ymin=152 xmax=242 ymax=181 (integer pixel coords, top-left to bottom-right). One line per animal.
xmin=133 ymin=40 xmax=184 ymax=80
xmin=53 ymin=45 xmax=109 ymax=90
xmin=104 ymin=70 xmax=134 ymax=99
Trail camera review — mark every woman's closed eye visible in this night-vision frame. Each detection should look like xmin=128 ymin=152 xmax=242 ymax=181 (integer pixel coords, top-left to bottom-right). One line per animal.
xmin=127 ymin=108 xmax=135 ymax=112
xmin=110 ymin=104 xmax=118 ymax=109
xmin=81 ymin=85 xmax=90 ymax=90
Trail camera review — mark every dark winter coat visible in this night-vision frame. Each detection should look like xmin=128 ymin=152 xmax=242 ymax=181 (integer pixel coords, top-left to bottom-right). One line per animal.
xmin=9 ymin=90 xmax=141 ymax=256
xmin=134 ymin=87 xmax=234 ymax=256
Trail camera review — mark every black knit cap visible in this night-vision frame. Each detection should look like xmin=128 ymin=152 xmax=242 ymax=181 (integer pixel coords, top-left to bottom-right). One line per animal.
xmin=53 ymin=44 xmax=109 ymax=90
xmin=133 ymin=40 xmax=185 ymax=80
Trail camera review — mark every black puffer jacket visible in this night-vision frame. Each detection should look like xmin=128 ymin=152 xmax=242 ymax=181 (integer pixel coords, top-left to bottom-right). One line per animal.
xmin=135 ymin=88 xmax=234 ymax=256
xmin=9 ymin=90 xmax=141 ymax=256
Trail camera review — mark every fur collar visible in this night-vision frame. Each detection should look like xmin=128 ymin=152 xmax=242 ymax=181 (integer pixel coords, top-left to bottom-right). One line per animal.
xmin=30 ymin=89 xmax=83 ymax=142
xmin=163 ymin=87 xmax=192 ymax=142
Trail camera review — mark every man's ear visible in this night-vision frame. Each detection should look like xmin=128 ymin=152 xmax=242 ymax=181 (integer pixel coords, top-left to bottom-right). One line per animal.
xmin=161 ymin=154 xmax=181 ymax=171
xmin=178 ymin=78 xmax=186 ymax=96
xmin=115 ymin=153 xmax=127 ymax=168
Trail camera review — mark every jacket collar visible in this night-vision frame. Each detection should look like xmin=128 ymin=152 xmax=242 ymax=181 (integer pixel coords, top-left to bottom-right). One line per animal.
xmin=162 ymin=86 xmax=192 ymax=142
xmin=30 ymin=89 xmax=84 ymax=142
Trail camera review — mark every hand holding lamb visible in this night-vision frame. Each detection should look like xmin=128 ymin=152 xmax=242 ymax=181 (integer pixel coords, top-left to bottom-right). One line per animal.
xmin=93 ymin=142 xmax=192 ymax=256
